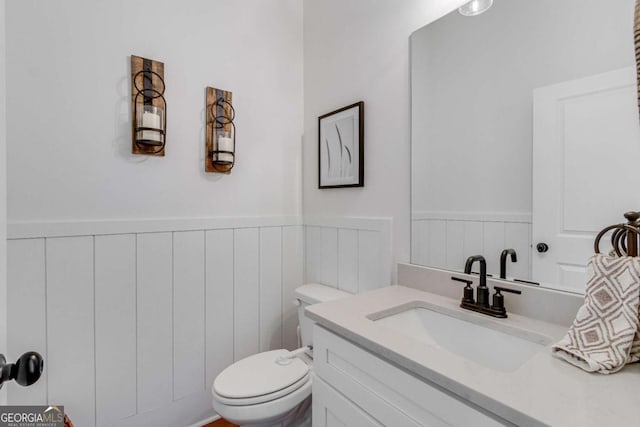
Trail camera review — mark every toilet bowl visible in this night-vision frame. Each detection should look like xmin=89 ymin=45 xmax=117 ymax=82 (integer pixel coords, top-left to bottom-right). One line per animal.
xmin=211 ymin=284 xmax=351 ymax=427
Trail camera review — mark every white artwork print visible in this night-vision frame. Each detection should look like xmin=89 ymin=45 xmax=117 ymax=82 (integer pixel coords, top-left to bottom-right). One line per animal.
xmin=320 ymin=105 xmax=361 ymax=187
xmin=324 ymin=117 xmax=354 ymax=178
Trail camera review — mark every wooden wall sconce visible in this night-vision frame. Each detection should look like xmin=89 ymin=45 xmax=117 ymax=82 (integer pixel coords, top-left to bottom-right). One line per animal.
xmin=206 ymin=87 xmax=235 ymax=173
xmin=131 ymin=55 xmax=166 ymax=156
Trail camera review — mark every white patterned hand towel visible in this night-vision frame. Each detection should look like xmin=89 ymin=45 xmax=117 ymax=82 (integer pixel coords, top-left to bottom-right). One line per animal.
xmin=551 ymin=254 xmax=640 ymax=374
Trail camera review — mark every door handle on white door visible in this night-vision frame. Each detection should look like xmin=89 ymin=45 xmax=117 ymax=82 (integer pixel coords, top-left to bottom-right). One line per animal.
xmin=536 ymin=242 xmax=549 ymax=253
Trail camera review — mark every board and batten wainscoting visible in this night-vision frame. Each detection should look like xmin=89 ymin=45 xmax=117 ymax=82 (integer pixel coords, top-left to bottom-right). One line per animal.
xmin=412 ymin=212 xmax=532 ymax=280
xmin=6 ymin=217 xmax=304 ymax=427
xmin=304 ymin=217 xmax=393 ymax=293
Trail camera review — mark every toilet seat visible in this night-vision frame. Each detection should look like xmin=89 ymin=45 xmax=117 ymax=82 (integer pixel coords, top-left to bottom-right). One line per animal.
xmin=212 ymin=376 xmax=312 ymax=426
xmin=213 ymin=349 xmax=310 ymax=406
xmin=214 ymin=373 xmax=310 ymax=406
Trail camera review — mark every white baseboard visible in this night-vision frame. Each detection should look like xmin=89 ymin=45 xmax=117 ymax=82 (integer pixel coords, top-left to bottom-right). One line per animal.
xmin=187 ymin=414 xmax=221 ymax=427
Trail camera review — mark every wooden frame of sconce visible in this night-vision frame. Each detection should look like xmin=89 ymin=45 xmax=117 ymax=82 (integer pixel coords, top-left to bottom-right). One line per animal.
xmin=131 ymin=55 xmax=166 ymax=156
xmin=206 ymin=87 xmax=235 ymax=174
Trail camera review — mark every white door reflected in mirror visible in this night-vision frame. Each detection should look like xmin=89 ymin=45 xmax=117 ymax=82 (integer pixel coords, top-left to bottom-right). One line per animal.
xmin=532 ymin=68 xmax=640 ymax=293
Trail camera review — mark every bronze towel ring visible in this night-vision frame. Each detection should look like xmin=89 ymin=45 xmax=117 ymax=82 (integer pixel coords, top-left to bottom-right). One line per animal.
xmin=594 ymin=212 xmax=640 ymax=257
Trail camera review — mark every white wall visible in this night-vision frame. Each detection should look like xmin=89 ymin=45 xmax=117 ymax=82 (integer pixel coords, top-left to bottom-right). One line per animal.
xmin=411 ymin=0 xmax=634 ymax=215
xmin=4 ymin=0 xmax=303 ymax=424
xmin=0 ymin=0 xmax=6 ymax=406
xmin=3 ymin=0 xmax=507 ymax=418
xmin=302 ymin=0 xmax=470 ymax=277
xmin=6 ymin=0 xmax=303 ymax=222
xmin=412 ymin=216 xmax=532 ymax=280
xmin=7 ymin=221 xmax=303 ymax=427
xmin=304 ymin=217 xmax=392 ymax=293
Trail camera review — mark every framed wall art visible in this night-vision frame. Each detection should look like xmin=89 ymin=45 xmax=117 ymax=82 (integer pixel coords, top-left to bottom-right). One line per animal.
xmin=318 ymin=101 xmax=364 ymax=188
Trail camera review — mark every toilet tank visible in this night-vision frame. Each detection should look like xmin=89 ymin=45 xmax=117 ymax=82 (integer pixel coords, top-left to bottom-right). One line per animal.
xmin=295 ymin=283 xmax=351 ymax=349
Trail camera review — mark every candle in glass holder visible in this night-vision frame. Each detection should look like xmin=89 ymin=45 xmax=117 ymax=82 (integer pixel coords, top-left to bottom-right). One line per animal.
xmin=215 ymin=132 xmax=234 ymax=163
xmin=138 ymin=106 xmax=163 ymax=143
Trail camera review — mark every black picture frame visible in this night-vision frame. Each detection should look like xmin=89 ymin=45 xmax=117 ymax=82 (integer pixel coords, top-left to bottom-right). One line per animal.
xmin=318 ymin=101 xmax=364 ymax=189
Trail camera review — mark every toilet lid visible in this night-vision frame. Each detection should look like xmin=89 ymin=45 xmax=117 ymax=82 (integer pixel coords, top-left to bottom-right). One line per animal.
xmin=213 ymin=349 xmax=310 ymax=400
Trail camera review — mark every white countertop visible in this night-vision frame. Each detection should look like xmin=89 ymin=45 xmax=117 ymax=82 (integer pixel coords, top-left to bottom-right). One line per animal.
xmin=306 ymin=285 xmax=640 ymax=427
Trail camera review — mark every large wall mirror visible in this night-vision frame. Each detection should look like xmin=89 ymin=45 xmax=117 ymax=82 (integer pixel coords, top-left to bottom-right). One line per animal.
xmin=411 ymin=0 xmax=639 ymax=294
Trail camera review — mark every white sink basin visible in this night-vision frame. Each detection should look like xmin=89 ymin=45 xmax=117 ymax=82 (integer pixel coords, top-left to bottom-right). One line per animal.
xmin=372 ymin=305 xmax=550 ymax=373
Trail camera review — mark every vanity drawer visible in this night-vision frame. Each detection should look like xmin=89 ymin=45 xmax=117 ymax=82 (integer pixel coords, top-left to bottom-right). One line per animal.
xmin=313 ymin=325 xmax=509 ymax=427
xmin=313 ymin=376 xmax=383 ymax=427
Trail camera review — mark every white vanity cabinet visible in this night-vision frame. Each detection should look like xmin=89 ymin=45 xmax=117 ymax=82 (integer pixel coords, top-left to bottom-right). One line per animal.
xmin=312 ymin=325 xmax=510 ymax=427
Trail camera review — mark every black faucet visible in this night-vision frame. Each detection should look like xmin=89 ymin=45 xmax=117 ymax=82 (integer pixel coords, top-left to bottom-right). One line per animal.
xmin=453 ymin=254 xmax=522 ymax=318
xmin=499 ymin=249 xmax=517 ymax=279
xmin=464 ymin=255 xmax=489 ymax=307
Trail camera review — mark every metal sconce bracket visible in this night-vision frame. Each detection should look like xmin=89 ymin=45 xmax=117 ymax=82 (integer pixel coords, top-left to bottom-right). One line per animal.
xmin=131 ymin=55 xmax=167 ymax=156
xmin=205 ymin=87 xmax=235 ymax=174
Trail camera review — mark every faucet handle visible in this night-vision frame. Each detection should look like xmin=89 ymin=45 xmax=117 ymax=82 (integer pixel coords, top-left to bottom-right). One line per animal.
xmin=490 ymin=286 xmax=522 ymax=315
xmin=494 ymin=286 xmax=522 ymax=295
xmin=451 ymin=276 xmax=474 ymax=305
xmin=451 ymin=276 xmax=472 ymax=286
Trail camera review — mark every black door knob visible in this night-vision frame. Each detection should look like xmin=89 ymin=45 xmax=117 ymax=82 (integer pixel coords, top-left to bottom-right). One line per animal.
xmin=536 ymin=243 xmax=549 ymax=253
xmin=14 ymin=352 xmax=44 ymax=386
xmin=0 ymin=352 xmax=44 ymax=389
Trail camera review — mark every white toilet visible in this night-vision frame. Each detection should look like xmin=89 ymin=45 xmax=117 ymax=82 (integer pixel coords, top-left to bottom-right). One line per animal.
xmin=211 ymin=283 xmax=350 ymax=427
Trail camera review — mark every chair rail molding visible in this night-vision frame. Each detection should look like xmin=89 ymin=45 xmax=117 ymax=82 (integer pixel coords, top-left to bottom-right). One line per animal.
xmin=8 ymin=216 xmax=302 ymax=239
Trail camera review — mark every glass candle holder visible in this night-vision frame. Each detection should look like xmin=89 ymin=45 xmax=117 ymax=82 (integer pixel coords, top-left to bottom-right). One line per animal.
xmin=213 ymin=130 xmax=235 ymax=164
xmin=136 ymin=105 xmax=165 ymax=146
